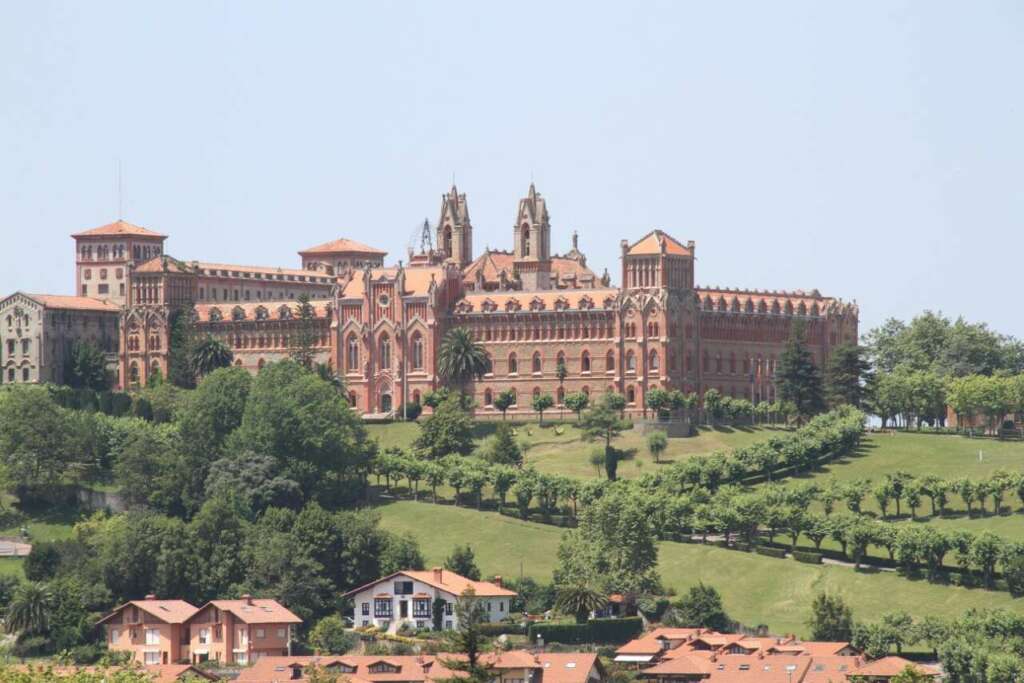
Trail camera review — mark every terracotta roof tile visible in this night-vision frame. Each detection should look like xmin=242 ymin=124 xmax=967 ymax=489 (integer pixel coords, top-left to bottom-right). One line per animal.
xmin=849 ymin=656 xmax=940 ymax=678
xmin=196 ymin=262 xmax=336 ymax=282
xmin=204 ymin=598 xmax=302 ymax=624
xmin=25 ymin=294 xmax=120 ymax=313
xmin=342 ymin=569 xmax=516 ymax=599
xmin=640 ymin=654 xmax=712 ymax=676
xmin=454 ymin=289 xmax=616 ymax=314
xmin=72 ymin=220 xmax=167 ymax=239
xmin=134 ymin=256 xmax=193 ymax=274
xmin=194 ymin=300 xmax=332 ymax=323
xmin=626 ymin=230 xmax=691 ymax=256
xmin=97 ymin=599 xmax=199 ymax=625
xmin=800 ymin=656 xmax=862 ymax=683
xmin=300 ymin=238 xmax=387 ymax=255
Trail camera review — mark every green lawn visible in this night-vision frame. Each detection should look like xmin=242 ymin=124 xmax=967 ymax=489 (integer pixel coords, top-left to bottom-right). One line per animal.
xmin=366 ymin=421 xmax=787 ymax=480
xmin=375 ymin=499 xmax=1023 ymax=638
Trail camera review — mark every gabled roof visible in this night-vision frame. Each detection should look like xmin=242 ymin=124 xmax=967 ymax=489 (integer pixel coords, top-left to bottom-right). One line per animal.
xmin=342 ymin=569 xmax=516 ymax=599
xmin=134 ymin=256 xmax=193 ymax=275
xmin=299 ymin=238 xmax=387 ymax=256
xmin=639 ymin=654 xmax=712 ymax=677
xmin=848 ymin=656 xmax=941 ymax=678
xmin=616 ymin=628 xmax=710 ymax=655
xmin=72 ymin=220 xmax=166 ymax=239
xmin=626 ymin=230 xmax=691 ymax=257
xmin=800 ymin=656 xmax=862 ymax=683
xmin=20 ymin=293 xmax=120 ymax=313
xmin=197 ymin=598 xmax=302 ymax=624
xmin=97 ymin=599 xmax=199 ymax=625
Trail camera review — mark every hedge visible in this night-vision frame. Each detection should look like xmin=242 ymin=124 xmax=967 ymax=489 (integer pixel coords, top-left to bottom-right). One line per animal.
xmin=792 ymin=550 xmax=823 ymax=565
xmin=754 ymin=545 xmax=787 ymax=559
xmin=478 ymin=622 xmax=527 ymax=636
xmin=528 ymin=617 xmax=643 ymax=645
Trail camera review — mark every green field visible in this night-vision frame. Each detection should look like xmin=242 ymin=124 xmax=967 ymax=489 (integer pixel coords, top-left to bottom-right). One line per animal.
xmin=367 ymin=421 xmax=785 ymax=480
xmin=375 ymin=499 xmax=1024 ymax=638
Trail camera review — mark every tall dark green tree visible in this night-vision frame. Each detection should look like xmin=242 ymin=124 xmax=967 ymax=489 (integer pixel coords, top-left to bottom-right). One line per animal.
xmin=437 ymin=327 xmax=489 ymax=399
xmin=825 ymin=344 xmax=871 ymax=408
xmin=806 ymin=592 xmax=854 ymax=641
xmin=290 ymin=294 xmax=320 ymax=370
xmin=167 ymin=305 xmax=198 ymax=389
xmin=444 ymin=544 xmax=481 ymax=580
xmin=669 ymin=583 xmax=730 ymax=631
xmin=777 ymin=320 xmax=825 ymax=419
xmin=579 ymin=394 xmax=631 ymax=480
xmin=62 ymin=340 xmax=109 ymax=390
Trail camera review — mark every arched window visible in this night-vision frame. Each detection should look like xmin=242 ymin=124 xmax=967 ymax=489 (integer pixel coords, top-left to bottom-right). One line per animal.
xmin=626 ymin=386 xmax=636 ymax=403
xmin=729 ymin=352 xmax=736 ymax=374
xmin=606 ymin=351 xmax=615 ymax=372
xmin=649 ymin=350 xmax=659 ymax=372
xmin=484 ymin=389 xmax=493 ymax=406
xmin=522 ymin=225 xmax=531 ymax=256
xmin=234 ymin=359 xmax=242 ymax=366
xmin=556 ymin=351 xmax=566 ymax=372
xmin=484 ymin=353 xmax=493 ymax=375
xmin=582 ymin=386 xmax=590 ymax=397
xmin=129 ymin=362 xmax=140 ymax=386
xmin=532 ymin=387 xmax=541 ymax=400
xmin=412 ymin=390 xmax=421 ymax=405
xmin=557 ymin=387 xmax=565 ymax=405
xmin=257 ymin=358 xmax=266 ymax=370
xmin=347 ymin=334 xmax=359 ymax=371
xmin=443 ymin=226 xmax=453 ymax=257
xmin=581 ymin=351 xmax=591 ymax=373
xmin=411 ymin=332 xmax=424 ymax=369
xmin=626 ymin=351 xmax=636 ymax=372
xmin=716 ymin=355 xmax=722 ymax=373
xmin=379 ymin=334 xmax=391 ymax=368
xmin=510 ymin=388 xmax=518 ymax=406
xmin=508 ymin=353 xmax=518 ymax=375
xmin=532 ymin=351 xmax=542 ymax=373
xmin=348 ymin=391 xmax=357 ymax=407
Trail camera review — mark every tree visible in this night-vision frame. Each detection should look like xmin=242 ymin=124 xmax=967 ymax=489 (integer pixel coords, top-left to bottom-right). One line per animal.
xmin=493 ymin=389 xmax=516 ymax=420
xmin=315 ymin=362 xmax=345 ymax=393
xmin=777 ymin=320 xmax=825 ymax=420
xmin=825 ymin=344 xmax=870 ymax=408
xmin=290 ymin=294 xmax=320 ymax=370
xmin=532 ymin=393 xmax=554 ymax=425
xmin=191 ymin=336 xmax=233 ymax=378
xmin=645 ymin=388 xmax=672 ymax=420
xmin=702 ymin=389 xmax=723 ymax=425
xmin=308 ymin=615 xmax=356 ymax=654
xmin=554 ymin=583 xmax=606 ymax=624
xmin=413 ymin=395 xmax=475 ymax=459
xmin=5 ymin=582 xmax=52 ymax=636
xmin=669 ymin=583 xmax=730 ymax=631
xmin=167 ymin=305 xmax=198 ymax=389
xmin=555 ymin=360 xmax=568 ymax=418
xmin=564 ymin=392 xmax=589 ymax=421
xmin=62 ymin=340 xmax=109 ymax=391
xmin=579 ymin=394 xmax=631 ymax=481
xmin=204 ymin=452 xmax=303 ymax=513
xmin=437 ymin=327 xmax=489 ymax=399
xmin=229 ymin=360 xmax=373 ymax=503
xmin=445 ymin=544 xmax=481 ymax=580
xmin=443 ymin=588 xmax=494 ymax=683
xmin=487 ymin=423 xmax=522 ymax=467
xmin=112 ymin=421 xmax=186 ymax=514
xmin=806 ymin=592 xmax=853 ymax=641
xmin=646 ymin=431 xmax=668 ymax=463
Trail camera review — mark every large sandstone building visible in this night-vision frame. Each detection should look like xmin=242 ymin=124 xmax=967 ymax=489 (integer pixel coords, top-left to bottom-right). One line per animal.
xmin=0 ymin=184 xmax=858 ymax=416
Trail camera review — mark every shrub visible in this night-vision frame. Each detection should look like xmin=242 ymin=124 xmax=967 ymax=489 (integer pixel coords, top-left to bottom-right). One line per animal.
xmin=478 ymin=622 xmax=527 ymax=636
xmin=792 ymin=550 xmax=823 ymax=564
xmin=528 ymin=617 xmax=642 ymax=645
xmin=754 ymin=545 xmax=788 ymax=559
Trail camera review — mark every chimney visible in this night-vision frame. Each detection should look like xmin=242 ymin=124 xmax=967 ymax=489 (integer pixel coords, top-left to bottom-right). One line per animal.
xmin=144 ymin=594 xmax=156 ymax=600
xmin=493 ymin=576 xmax=503 ymax=588
xmin=433 ymin=567 xmax=444 ymax=583
xmin=242 ymin=593 xmax=253 ymax=605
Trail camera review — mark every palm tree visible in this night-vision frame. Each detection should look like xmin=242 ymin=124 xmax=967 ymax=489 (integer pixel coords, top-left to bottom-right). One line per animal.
xmin=191 ymin=336 xmax=233 ymax=377
xmin=437 ymin=327 xmax=489 ymax=401
xmin=315 ymin=362 xmax=345 ymax=392
xmin=554 ymin=583 xmax=607 ymax=624
xmin=5 ymin=582 xmax=52 ymax=636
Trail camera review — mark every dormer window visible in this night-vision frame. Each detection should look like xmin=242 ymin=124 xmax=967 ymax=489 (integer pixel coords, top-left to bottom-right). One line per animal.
xmin=209 ymin=308 xmax=223 ymax=322
xmin=232 ymin=306 xmax=246 ymax=321
xmin=255 ymin=306 xmax=269 ymax=321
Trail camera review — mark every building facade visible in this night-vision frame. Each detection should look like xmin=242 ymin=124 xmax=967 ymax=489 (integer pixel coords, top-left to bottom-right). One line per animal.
xmin=2 ymin=184 xmax=858 ymax=415
xmin=342 ymin=568 xmax=516 ymax=633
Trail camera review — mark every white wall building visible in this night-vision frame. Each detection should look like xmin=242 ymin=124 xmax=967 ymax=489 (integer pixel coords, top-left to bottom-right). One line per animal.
xmin=344 ymin=568 xmax=517 ymax=634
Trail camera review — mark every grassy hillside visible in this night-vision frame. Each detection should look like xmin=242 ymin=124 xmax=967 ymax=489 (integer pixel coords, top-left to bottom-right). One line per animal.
xmin=375 ymin=499 xmax=1023 ymax=638
xmin=366 ymin=421 xmax=785 ymax=480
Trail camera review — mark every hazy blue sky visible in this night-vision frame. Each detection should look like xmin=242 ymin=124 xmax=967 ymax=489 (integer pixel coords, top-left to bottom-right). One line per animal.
xmin=2 ymin=1 xmax=1022 ymax=338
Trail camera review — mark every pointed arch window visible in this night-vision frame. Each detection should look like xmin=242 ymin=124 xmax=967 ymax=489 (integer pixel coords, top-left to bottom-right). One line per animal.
xmin=508 ymin=353 xmax=518 ymax=375
xmin=522 ymin=225 xmax=531 ymax=256
xmin=626 ymin=350 xmax=636 ymax=373
xmin=347 ymin=334 xmax=359 ymax=371
xmin=581 ymin=351 xmax=591 ymax=373
xmin=484 ymin=389 xmax=493 ymax=406
xmin=606 ymin=350 xmax=615 ymax=372
xmin=626 ymin=386 xmax=636 ymax=404
xmin=532 ymin=351 xmax=542 ymax=374
xmin=379 ymin=333 xmax=391 ymax=369
xmin=649 ymin=350 xmax=660 ymax=372
xmin=411 ymin=332 xmax=424 ymax=370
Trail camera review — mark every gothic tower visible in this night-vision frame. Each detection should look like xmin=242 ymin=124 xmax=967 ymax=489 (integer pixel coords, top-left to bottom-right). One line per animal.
xmin=513 ymin=183 xmax=552 ymax=290
xmin=436 ymin=185 xmax=472 ymax=268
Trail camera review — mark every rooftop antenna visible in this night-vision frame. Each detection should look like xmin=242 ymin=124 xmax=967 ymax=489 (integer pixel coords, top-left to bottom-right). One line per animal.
xmin=117 ymin=158 xmax=124 ymax=219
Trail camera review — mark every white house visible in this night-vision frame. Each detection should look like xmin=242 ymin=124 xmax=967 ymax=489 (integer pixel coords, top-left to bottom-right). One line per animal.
xmin=343 ymin=568 xmax=517 ymax=633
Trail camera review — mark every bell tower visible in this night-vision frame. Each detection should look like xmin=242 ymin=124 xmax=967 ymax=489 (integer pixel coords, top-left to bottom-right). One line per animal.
xmin=436 ymin=185 xmax=472 ymax=268
xmin=513 ymin=183 xmax=552 ymax=290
